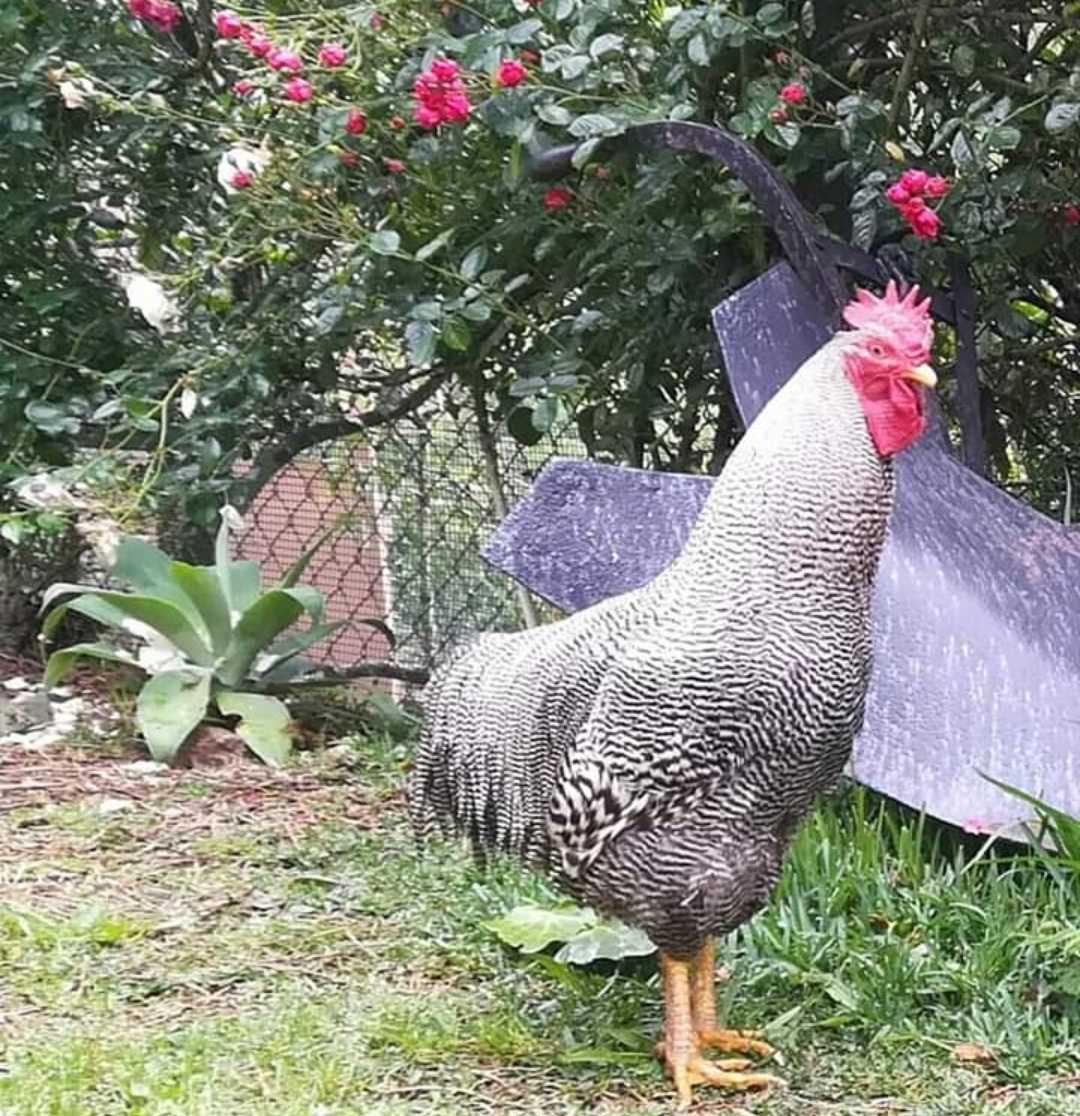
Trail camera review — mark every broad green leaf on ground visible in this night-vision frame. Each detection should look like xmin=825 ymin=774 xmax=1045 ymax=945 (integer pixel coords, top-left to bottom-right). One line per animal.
xmin=136 ymin=669 xmax=211 ymax=763
xmin=216 ymin=691 xmax=293 ymax=766
xmin=486 ymin=904 xmax=596 ymax=953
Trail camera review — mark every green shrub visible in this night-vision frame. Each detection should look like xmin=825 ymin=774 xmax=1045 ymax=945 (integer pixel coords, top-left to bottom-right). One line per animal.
xmin=41 ymin=508 xmax=342 ymax=766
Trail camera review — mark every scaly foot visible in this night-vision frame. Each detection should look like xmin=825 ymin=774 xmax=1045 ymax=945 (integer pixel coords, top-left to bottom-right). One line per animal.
xmin=696 ymin=1027 xmax=774 ymax=1060
xmin=659 ymin=951 xmax=784 ymax=1108
xmin=668 ymin=1053 xmax=781 ymax=1108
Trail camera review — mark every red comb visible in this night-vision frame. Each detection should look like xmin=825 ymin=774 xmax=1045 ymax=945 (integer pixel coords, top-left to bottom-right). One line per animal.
xmin=842 ymin=280 xmax=933 ymax=359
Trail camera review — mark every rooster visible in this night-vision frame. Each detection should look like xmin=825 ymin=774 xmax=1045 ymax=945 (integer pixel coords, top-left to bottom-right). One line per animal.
xmin=410 ymin=282 xmax=937 ymax=1106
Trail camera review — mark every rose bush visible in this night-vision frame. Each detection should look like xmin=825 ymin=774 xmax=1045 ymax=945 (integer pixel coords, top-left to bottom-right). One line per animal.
xmin=2 ymin=0 xmax=1078 ymax=551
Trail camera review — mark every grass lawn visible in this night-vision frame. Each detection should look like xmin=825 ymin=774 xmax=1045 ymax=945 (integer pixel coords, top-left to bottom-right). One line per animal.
xmin=1 ymin=732 xmax=1078 ymax=1115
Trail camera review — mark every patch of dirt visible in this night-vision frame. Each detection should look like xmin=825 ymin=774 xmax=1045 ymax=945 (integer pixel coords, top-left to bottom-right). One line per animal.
xmin=0 ymin=743 xmax=400 ymax=885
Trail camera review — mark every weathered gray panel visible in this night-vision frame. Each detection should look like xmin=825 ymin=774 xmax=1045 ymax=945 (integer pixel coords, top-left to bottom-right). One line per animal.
xmin=483 ymin=265 xmax=1080 ymax=830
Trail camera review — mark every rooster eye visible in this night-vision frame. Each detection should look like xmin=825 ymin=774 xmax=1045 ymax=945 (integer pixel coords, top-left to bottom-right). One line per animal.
xmin=869 ymin=343 xmax=885 ymax=357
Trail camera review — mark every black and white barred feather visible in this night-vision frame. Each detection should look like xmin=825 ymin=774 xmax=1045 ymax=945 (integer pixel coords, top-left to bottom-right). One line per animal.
xmin=409 ymin=333 xmax=894 ymax=958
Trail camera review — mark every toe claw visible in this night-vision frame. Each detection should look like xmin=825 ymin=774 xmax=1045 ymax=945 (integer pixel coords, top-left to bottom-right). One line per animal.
xmin=697 ymin=1028 xmax=775 ymax=1059
xmin=688 ymin=1056 xmax=785 ymax=1092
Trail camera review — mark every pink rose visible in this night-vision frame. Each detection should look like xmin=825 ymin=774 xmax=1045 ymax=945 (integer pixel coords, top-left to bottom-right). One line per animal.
xmin=384 ymin=158 xmax=406 ymax=174
xmin=413 ymin=103 xmax=442 ymax=130
xmin=495 ymin=59 xmax=528 ymax=88
xmin=145 ymin=0 xmax=181 ymax=32
xmin=213 ymin=10 xmax=244 ymax=38
xmin=779 ymin=82 xmax=807 ymax=106
xmin=442 ymin=91 xmax=472 ymax=122
xmin=885 ymin=183 xmax=910 ymax=205
xmin=1064 ymin=204 xmax=1080 ymax=226
xmin=768 ymin=106 xmax=788 ymax=124
xmin=344 ymin=108 xmax=368 ymax=136
xmin=230 ymin=169 xmax=254 ymax=189
xmin=908 ymin=207 xmax=941 ymax=240
xmin=412 ymin=61 xmax=472 ymax=129
xmin=247 ymin=32 xmax=273 ymax=58
xmin=267 ymin=47 xmax=303 ymax=73
xmin=924 ymin=175 xmax=951 ymax=199
xmin=898 ymin=168 xmax=929 ymax=195
xmin=543 ymin=186 xmax=573 ymax=212
xmin=430 ymin=58 xmax=459 ymax=82
xmin=231 ymin=80 xmax=254 ymax=96
xmin=318 ymin=42 xmax=347 ymax=68
xmin=282 ymin=77 xmax=314 ymax=104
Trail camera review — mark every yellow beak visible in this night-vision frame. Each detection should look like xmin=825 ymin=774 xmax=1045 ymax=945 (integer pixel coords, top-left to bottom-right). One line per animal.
xmin=903 ymin=363 xmax=937 ymax=389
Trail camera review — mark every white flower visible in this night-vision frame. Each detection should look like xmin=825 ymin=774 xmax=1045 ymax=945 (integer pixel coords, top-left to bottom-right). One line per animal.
xmin=122 ymin=274 xmax=180 ymax=333
xmin=59 ymin=77 xmax=95 ymax=109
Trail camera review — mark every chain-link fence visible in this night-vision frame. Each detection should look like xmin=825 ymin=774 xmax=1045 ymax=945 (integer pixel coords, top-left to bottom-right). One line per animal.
xmin=235 ymin=391 xmax=586 ymax=679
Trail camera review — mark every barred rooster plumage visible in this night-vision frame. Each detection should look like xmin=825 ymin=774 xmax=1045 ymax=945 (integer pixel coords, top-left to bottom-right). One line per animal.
xmin=409 ymin=282 xmax=937 ymax=1106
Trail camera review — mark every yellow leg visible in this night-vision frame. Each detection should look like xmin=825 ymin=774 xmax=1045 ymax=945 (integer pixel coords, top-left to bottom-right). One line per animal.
xmin=658 ymin=949 xmax=783 ymax=1109
xmin=690 ymin=938 xmax=775 ymax=1059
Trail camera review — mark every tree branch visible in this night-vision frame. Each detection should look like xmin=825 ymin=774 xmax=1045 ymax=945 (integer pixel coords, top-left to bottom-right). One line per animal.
xmin=888 ymin=0 xmax=933 ymax=135
xmin=824 ymin=7 xmax=1046 ymax=50
xmin=266 ymin=661 xmax=431 ymax=689
xmin=235 ymin=370 xmax=451 ymax=510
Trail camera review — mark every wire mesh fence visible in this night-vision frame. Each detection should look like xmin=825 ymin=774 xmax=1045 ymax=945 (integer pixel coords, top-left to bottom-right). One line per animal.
xmin=235 ymin=388 xmax=586 ymax=678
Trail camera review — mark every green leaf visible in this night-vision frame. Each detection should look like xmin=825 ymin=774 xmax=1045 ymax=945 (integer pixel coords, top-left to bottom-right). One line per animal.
xmin=950 ymin=128 xmax=975 ymax=169
xmin=136 ymin=669 xmax=211 ymax=763
xmin=486 ymin=904 xmax=596 ymax=953
xmin=687 ymin=34 xmax=709 ymax=66
xmin=254 ymin=620 xmax=347 ymax=680
xmin=370 ymin=230 xmax=401 ymax=255
xmin=277 ymin=525 xmax=335 ymax=590
xmin=506 ymin=17 xmax=543 ymax=43
xmin=222 ymin=560 xmax=262 ymax=616
xmin=531 ymin=396 xmax=559 ymax=433
xmin=44 ymin=642 xmax=142 ymax=688
xmin=951 ymin=45 xmax=976 ymax=77
xmin=560 ymin=55 xmax=589 ymax=81
xmin=852 ymin=207 xmax=877 ymax=250
xmin=536 ymin=102 xmax=572 ymax=127
xmin=589 ymin=33 xmax=624 ymax=59
xmin=986 ymin=125 xmax=1021 ymax=151
xmin=756 ymin=2 xmax=785 ymax=23
xmin=1044 ymin=102 xmax=1080 ymax=134
xmin=168 ymin=562 xmax=232 ymax=657
xmin=440 ymin=317 xmax=472 ymax=352
xmin=772 ymin=121 xmax=801 ymax=149
xmin=554 ymin=921 xmax=656 ymax=965
xmin=217 ymin=589 xmax=319 ymax=686
xmin=43 ymin=589 xmax=212 ymax=666
xmin=568 ymin=113 xmax=622 ymax=140
xmin=460 ymin=245 xmax=488 ymax=281
xmin=571 ymin=137 xmax=604 ymax=169
xmin=405 ymin=320 xmax=436 ymax=366
xmin=415 ymin=229 xmax=454 ymax=261
xmin=25 ymin=400 xmax=79 ymax=436
xmin=111 ymin=537 xmax=209 ymax=637
xmin=216 ymin=691 xmax=293 ymax=766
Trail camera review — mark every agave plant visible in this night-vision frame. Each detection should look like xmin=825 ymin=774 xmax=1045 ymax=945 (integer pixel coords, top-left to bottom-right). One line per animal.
xmin=41 ymin=508 xmax=344 ymax=765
